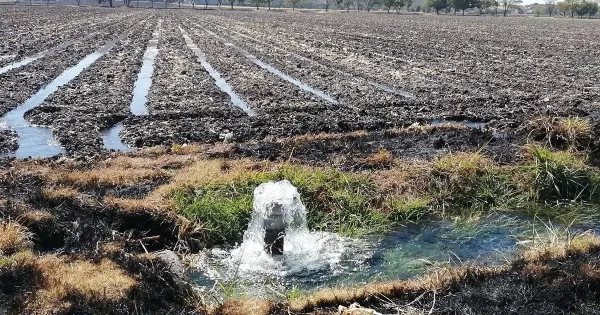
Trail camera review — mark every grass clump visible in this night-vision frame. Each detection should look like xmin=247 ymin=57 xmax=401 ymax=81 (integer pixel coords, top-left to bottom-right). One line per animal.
xmin=527 ymin=116 xmax=594 ymax=150
xmin=0 ymin=220 xmax=32 ymax=255
xmin=360 ymin=149 xmax=395 ymax=168
xmin=385 ymin=196 xmax=431 ymax=223
xmin=525 ymin=145 xmax=600 ymax=202
xmin=170 ymin=160 xmax=386 ymax=246
xmin=27 ymin=256 xmax=136 ymax=312
xmin=430 ymin=152 xmax=524 ymax=213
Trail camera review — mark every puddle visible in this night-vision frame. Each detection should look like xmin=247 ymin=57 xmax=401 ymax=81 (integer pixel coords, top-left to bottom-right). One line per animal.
xmin=179 ymin=27 xmax=255 ymax=116
xmin=130 ymin=21 xmax=161 ymax=116
xmin=0 ymin=31 xmax=99 ymax=76
xmin=101 ymin=122 xmax=132 ymax=152
xmin=0 ymin=38 xmax=121 ymax=158
xmin=430 ymin=119 xmax=508 ymax=139
xmin=205 ymin=29 xmax=338 ymax=105
xmin=431 ymin=119 xmax=487 ymax=129
xmin=190 ymin=213 xmax=544 ymax=299
xmin=204 ymin=22 xmax=413 ymax=99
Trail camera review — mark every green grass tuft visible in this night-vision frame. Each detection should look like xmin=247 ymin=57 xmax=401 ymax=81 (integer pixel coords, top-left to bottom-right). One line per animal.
xmin=430 ymin=153 xmax=525 ymax=213
xmin=527 ymin=145 xmax=600 ymax=202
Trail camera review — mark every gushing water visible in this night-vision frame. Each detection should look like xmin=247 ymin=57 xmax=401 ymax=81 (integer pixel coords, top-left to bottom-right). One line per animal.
xmin=195 ymin=180 xmax=350 ymax=289
xmin=226 ymin=180 xmax=346 ymax=276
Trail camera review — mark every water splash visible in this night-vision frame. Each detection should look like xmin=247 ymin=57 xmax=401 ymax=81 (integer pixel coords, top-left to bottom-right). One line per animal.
xmin=195 ymin=180 xmax=349 ymax=287
xmin=228 ymin=181 xmax=346 ymax=276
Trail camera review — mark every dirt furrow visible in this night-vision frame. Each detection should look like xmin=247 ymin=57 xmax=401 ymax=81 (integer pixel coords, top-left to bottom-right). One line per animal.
xmin=25 ymin=20 xmax=154 ymax=155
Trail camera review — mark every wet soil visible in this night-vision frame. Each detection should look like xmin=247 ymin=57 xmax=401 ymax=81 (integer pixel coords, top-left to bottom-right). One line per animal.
xmin=27 ymin=19 xmax=154 ymax=156
xmin=0 ymin=7 xmax=141 ymax=67
xmin=0 ymin=130 xmax=18 ymax=153
xmin=2 ymin=7 xmax=600 ymax=163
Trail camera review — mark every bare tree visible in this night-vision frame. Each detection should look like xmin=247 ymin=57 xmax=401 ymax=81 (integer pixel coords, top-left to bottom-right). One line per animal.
xmin=343 ymin=0 xmax=353 ymax=11
xmin=365 ymin=0 xmax=378 ymax=10
xmin=225 ymin=0 xmax=234 ymax=8
xmin=501 ymin=0 xmax=522 ymax=15
xmin=545 ymin=0 xmax=556 ymax=15
xmin=265 ymin=0 xmax=272 ymax=9
xmin=204 ymin=0 xmax=209 ymax=8
xmin=250 ymin=0 xmax=262 ymax=9
xmin=325 ymin=0 xmax=333 ymax=10
xmin=217 ymin=0 xmax=222 ymax=7
xmin=289 ymin=0 xmax=301 ymax=9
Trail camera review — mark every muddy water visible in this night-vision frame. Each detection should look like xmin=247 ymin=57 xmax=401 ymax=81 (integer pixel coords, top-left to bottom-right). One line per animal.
xmin=101 ymin=122 xmax=132 ymax=152
xmin=130 ymin=21 xmax=161 ymax=116
xmin=0 ymin=39 xmax=120 ymax=158
xmin=179 ymin=27 xmax=255 ymax=116
xmin=205 ymin=29 xmax=339 ymax=105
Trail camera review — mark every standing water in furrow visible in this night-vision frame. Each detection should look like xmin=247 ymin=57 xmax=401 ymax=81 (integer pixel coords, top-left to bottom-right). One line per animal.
xmin=0 ymin=37 xmax=124 ymax=158
xmin=102 ymin=20 xmax=162 ymax=152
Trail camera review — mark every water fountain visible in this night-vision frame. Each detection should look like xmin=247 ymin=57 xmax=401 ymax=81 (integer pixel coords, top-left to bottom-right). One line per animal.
xmin=224 ymin=180 xmax=346 ymax=276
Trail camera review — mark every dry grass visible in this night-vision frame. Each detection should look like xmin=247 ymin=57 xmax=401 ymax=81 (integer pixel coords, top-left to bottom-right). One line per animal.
xmin=21 ymin=210 xmax=54 ymax=224
xmin=277 ymin=123 xmax=468 ymax=146
xmin=42 ymin=155 xmax=199 ymax=187
xmin=370 ymin=160 xmax=431 ymax=195
xmin=104 ymin=195 xmax=170 ymax=213
xmin=521 ymin=231 xmax=600 ymax=262
xmin=212 ymin=299 xmax=271 ymax=315
xmin=526 ymin=116 xmax=594 ymax=150
xmin=50 ymin=168 xmax=165 ymax=187
xmin=0 ymin=220 xmax=32 ymax=255
xmin=151 ymin=159 xmax=271 ymax=198
xmin=101 ymin=242 xmax=124 ymax=255
xmin=579 ymin=262 xmax=600 ymax=279
xmin=288 ymin=266 xmax=472 ymax=312
xmin=27 ymin=256 xmax=136 ymax=313
xmin=171 ymin=143 xmax=202 ymax=155
xmin=41 ymin=186 xmax=79 ymax=201
xmin=361 ymin=149 xmax=395 ymax=167
xmin=522 ymin=263 xmax=551 ymax=277
xmin=281 ymin=130 xmax=369 ymax=145
xmin=405 ymin=121 xmax=469 ymax=133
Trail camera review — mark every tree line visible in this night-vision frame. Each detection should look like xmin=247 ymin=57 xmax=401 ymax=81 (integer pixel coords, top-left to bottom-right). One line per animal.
xmin=95 ymin=0 xmax=599 ymax=16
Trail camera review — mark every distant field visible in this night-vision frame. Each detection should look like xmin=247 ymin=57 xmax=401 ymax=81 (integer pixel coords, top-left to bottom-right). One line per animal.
xmin=0 ymin=6 xmax=599 ymax=159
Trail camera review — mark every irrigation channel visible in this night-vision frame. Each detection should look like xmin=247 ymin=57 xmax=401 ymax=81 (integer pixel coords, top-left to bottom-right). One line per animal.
xmin=0 ymin=36 xmax=127 ymax=158
xmin=102 ymin=20 xmax=163 ymax=151
xmin=190 ymin=181 xmax=600 ymax=300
